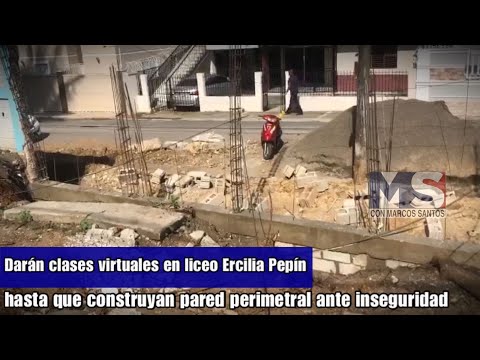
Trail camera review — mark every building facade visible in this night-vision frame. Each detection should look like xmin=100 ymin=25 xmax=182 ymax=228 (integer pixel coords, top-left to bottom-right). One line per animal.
xmin=0 ymin=48 xmax=24 ymax=152
xmin=415 ymin=45 xmax=480 ymax=118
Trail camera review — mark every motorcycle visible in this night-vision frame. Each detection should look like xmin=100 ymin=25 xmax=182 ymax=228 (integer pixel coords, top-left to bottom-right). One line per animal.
xmin=259 ymin=111 xmax=285 ymax=160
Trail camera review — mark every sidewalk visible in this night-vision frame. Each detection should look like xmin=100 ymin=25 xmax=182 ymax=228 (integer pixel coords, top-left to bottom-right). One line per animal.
xmin=35 ymin=110 xmax=339 ymax=123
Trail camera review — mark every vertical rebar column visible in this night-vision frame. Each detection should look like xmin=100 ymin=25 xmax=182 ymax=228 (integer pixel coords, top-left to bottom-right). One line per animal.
xmin=229 ymin=45 xmax=245 ymax=213
xmin=280 ymin=47 xmax=286 ymax=112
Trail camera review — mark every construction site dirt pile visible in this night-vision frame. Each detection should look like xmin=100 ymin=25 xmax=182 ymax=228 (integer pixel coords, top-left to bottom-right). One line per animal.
xmin=288 ymin=99 xmax=480 ymax=178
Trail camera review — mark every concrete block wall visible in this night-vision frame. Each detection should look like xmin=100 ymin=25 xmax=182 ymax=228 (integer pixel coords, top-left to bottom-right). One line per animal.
xmin=197 ymin=72 xmax=263 ymax=112
xmin=275 ymin=241 xmax=419 ymax=276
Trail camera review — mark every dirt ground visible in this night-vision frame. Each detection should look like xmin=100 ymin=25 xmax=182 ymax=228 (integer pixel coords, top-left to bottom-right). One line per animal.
xmin=1 ymin=217 xmax=480 ymax=315
xmin=39 ymin=137 xmax=480 ymax=243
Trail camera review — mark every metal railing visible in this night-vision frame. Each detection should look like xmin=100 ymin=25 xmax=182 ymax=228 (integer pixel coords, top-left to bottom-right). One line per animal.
xmin=266 ymin=69 xmax=409 ymax=96
xmin=336 ymin=70 xmax=408 ymax=96
xmin=149 ymin=46 xmax=208 ymax=111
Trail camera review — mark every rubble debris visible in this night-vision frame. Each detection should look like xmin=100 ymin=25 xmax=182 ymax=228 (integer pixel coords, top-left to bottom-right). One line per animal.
xmin=165 ymin=174 xmax=181 ymax=192
xmin=201 ymin=192 xmax=225 ymax=206
xmin=67 ymin=227 xmax=138 ymax=247
xmin=296 ymin=172 xmax=329 ymax=190
xmin=177 ymin=175 xmax=193 ymax=188
xmin=101 ymin=288 xmax=119 ymax=294
xmin=214 ymin=178 xmax=225 ymax=193
xmin=435 ymin=258 xmax=480 ymax=301
xmin=283 ymin=165 xmax=295 ymax=179
xmin=298 ymin=187 xmax=318 ymax=208
xmin=335 ymin=207 xmax=359 ymax=226
xmin=108 ymin=308 xmax=142 ymax=315
xmin=151 ymin=168 xmax=166 ymax=185
xmin=199 ymin=176 xmax=212 ymax=189
xmin=185 ymin=242 xmax=196 ymax=247
xmin=118 ymin=168 xmax=138 ymax=186
xmin=163 ymin=141 xmax=188 ymax=149
xmin=190 ymin=230 xmax=205 ymax=243
xmin=446 ymin=191 xmax=457 ymax=206
xmin=200 ymin=235 xmax=220 ymax=247
xmin=132 ymin=138 xmax=162 ymax=152
xmin=192 ymin=132 xmax=225 ymax=143
xmin=391 ymin=275 xmax=399 ymax=284
xmin=120 ymin=228 xmax=140 ymax=242
xmin=425 ymin=217 xmax=444 ymax=240
xmin=187 ymin=171 xmax=208 ymax=184
xmin=294 ymin=165 xmax=307 ymax=177
xmin=467 ymin=220 xmax=480 ymax=238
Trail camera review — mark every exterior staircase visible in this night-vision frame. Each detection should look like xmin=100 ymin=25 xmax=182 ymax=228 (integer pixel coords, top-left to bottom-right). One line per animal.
xmin=148 ymin=45 xmax=207 ymax=111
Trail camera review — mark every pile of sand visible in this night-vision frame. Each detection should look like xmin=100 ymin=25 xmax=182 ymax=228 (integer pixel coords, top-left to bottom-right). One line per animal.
xmin=289 ymin=99 xmax=480 ymax=178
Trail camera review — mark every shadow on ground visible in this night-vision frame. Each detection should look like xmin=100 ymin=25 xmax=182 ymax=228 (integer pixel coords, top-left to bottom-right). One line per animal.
xmin=42 ymin=152 xmax=115 ymax=184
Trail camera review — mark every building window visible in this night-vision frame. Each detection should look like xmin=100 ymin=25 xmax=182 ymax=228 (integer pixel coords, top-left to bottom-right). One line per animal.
xmin=466 ymin=51 xmax=480 ymax=80
xmin=67 ymin=45 xmax=83 ymax=65
xmin=371 ymin=46 xmax=397 ymax=69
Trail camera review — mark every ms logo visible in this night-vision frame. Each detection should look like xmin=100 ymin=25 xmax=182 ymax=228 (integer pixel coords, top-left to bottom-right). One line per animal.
xmin=369 ymin=172 xmax=446 ymax=209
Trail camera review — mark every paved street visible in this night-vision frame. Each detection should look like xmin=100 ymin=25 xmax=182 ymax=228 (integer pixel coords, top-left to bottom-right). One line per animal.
xmin=40 ymin=112 xmax=338 ymax=146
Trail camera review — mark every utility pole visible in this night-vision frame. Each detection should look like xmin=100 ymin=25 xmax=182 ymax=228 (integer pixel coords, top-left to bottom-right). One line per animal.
xmin=353 ymin=45 xmax=370 ymax=185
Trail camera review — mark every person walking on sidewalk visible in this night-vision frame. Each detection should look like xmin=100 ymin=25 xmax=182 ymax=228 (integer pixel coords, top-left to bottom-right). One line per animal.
xmin=286 ymin=69 xmax=303 ymax=115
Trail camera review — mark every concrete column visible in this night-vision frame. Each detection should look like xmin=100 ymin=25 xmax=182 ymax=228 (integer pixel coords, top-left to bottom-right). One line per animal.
xmin=210 ymin=59 xmax=217 ymax=75
xmin=254 ymin=71 xmax=263 ymax=112
xmin=139 ymin=74 xmax=148 ymax=96
xmin=415 ymin=49 xmax=429 ymax=101
xmin=196 ymin=73 xmax=206 ymax=112
xmin=324 ymin=47 xmax=333 ymax=87
xmin=285 ymin=70 xmax=290 ymax=109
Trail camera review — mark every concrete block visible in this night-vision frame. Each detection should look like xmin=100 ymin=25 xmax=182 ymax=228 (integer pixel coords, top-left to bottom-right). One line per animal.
xmin=275 ymin=241 xmax=295 ymax=247
xmin=201 ymin=235 xmax=220 ymax=247
xmin=338 ymin=263 xmax=362 ymax=276
xmin=322 ymin=250 xmax=351 ymax=263
xmin=187 ymin=171 xmax=208 ymax=183
xmin=177 ymin=176 xmax=193 ymax=188
xmin=189 ymin=230 xmax=205 ymax=242
xmin=166 ymin=174 xmax=181 ymax=187
xmin=283 ymin=165 xmax=295 ymax=179
xmin=385 ymin=259 xmax=418 ymax=269
xmin=445 ymin=191 xmax=457 ymax=207
xmin=426 ymin=217 xmax=444 ymax=240
xmin=313 ymin=258 xmax=337 ymax=274
xmin=313 ymin=249 xmax=322 ymax=259
xmin=199 ymin=176 xmax=212 ymax=189
xmin=348 ymin=207 xmax=360 ymax=225
xmin=201 ymin=192 xmax=224 ymax=206
xmin=151 ymin=168 xmax=166 ymax=185
xmin=352 ymin=254 xmax=368 ymax=267
xmin=335 ymin=208 xmax=351 ymax=225
xmin=296 ymin=172 xmax=328 ymax=191
xmin=294 ymin=165 xmax=307 ymax=177
xmin=120 ymin=228 xmax=139 ymax=242
xmin=215 ymin=178 xmax=225 ymax=193
xmin=138 ymin=138 xmax=162 ymax=152
xmin=185 ymin=242 xmax=196 ymax=247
